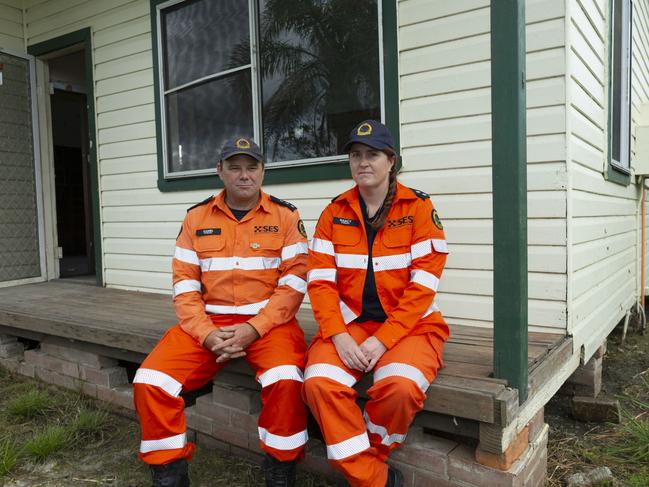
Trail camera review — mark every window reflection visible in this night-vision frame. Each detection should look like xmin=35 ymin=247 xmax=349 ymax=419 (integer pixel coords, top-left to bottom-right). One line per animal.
xmin=258 ymin=0 xmax=381 ymax=163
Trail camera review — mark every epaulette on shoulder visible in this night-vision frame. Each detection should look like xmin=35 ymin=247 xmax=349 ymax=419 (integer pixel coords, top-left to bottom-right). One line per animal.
xmin=331 ymin=193 xmax=343 ymax=203
xmin=409 ymin=187 xmax=430 ymax=200
xmin=270 ymin=195 xmax=297 ymax=211
xmin=186 ymin=195 xmax=214 ymax=212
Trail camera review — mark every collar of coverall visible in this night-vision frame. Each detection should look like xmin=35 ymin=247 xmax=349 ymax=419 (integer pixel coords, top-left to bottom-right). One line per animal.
xmin=336 ymin=182 xmax=419 ymax=204
xmin=212 ymin=189 xmax=273 ymax=215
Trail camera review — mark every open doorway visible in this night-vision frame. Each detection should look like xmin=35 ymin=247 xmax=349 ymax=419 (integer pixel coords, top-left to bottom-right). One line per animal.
xmin=48 ymin=50 xmax=94 ymax=280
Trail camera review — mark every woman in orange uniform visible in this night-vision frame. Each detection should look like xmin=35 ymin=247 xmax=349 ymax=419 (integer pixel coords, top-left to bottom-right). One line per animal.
xmin=303 ymin=120 xmax=449 ymax=487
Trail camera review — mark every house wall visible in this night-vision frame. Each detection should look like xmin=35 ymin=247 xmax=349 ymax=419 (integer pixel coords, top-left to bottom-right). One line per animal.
xmin=19 ymin=0 xmax=571 ymax=334
xmin=566 ymin=0 xmax=648 ymax=360
xmin=398 ymin=0 xmax=568 ymax=333
xmin=0 ymin=0 xmax=23 ymax=51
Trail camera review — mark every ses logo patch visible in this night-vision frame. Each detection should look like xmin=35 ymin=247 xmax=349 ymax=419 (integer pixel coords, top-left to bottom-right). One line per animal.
xmin=254 ymin=225 xmax=279 ymax=233
xmin=387 ymin=216 xmax=414 ymax=228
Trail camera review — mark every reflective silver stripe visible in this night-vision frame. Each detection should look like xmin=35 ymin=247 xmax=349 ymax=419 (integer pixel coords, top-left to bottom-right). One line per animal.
xmin=372 ymin=252 xmax=412 ymax=271
xmin=205 ymin=299 xmax=269 ymax=315
xmin=140 ymin=432 xmax=186 ymax=454
xmin=335 ymin=253 xmax=367 ymax=269
xmin=281 ymin=242 xmax=308 ymax=261
xmin=133 ymin=368 xmax=182 ymax=397
xmin=258 ymin=365 xmax=304 ymax=387
xmin=411 ymin=240 xmax=432 ymax=260
xmin=172 ymin=279 xmax=201 ymax=297
xmin=174 ymin=246 xmax=199 ymax=265
xmin=373 ymin=363 xmax=430 ymax=392
xmin=363 ymin=411 xmax=407 ymax=446
xmin=339 ymin=300 xmax=358 ymax=324
xmin=304 ymin=364 xmax=357 ymax=387
xmin=422 ymin=301 xmax=440 ymax=317
xmin=326 ymin=432 xmax=370 ymax=460
xmin=309 ymin=238 xmax=335 ymax=256
xmin=278 ymin=274 xmax=307 ymax=293
xmin=432 ymin=239 xmax=449 ymax=254
xmin=200 ymin=256 xmax=281 ymax=272
xmin=410 ymin=269 xmax=440 ymax=292
xmin=307 ymin=268 xmax=337 ymax=283
xmin=258 ymin=427 xmax=308 ymax=451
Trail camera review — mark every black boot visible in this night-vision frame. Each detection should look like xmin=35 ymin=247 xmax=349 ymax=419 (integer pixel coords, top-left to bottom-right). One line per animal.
xmin=385 ymin=466 xmax=403 ymax=487
xmin=262 ymin=454 xmax=296 ymax=487
xmin=150 ymin=459 xmax=190 ymax=487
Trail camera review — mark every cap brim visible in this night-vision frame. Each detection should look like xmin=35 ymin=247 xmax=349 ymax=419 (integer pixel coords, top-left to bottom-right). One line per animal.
xmin=342 ymin=138 xmax=391 ymax=153
xmin=221 ymin=150 xmax=264 ymax=161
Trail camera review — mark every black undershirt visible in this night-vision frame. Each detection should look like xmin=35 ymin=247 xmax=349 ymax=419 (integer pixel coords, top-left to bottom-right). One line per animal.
xmin=229 ymin=207 xmax=250 ymax=221
xmin=355 ymin=198 xmax=388 ymax=323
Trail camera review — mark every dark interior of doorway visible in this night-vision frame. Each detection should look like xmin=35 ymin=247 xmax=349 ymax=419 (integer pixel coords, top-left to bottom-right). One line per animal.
xmin=49 ymin=51 xmax=95 ymax=280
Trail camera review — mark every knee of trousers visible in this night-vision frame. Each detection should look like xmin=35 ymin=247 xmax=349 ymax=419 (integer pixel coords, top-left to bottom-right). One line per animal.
xmin=369 ymin=376 xmax=425 ymax=407
xmin=133 ymin=381 xmax=184 ymax=421
xmin=302 ymin=375 xmax=355 ymax=409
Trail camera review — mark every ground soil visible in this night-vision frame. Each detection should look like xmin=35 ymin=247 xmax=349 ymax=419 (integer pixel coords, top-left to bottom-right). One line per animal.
xmin=546 ymin=322 xmax=649 ymax=486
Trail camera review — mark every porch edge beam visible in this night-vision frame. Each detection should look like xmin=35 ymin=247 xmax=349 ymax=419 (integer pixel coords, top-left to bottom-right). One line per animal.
xmin=490 ymin=0 xmax=529 ymax=402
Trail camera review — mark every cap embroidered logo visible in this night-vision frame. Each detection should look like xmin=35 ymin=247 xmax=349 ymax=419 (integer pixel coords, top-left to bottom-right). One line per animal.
xmin=235 ymin=138 xmax=251 ymax=149
xmin=357 ymin=123 xmax=373 ymax=136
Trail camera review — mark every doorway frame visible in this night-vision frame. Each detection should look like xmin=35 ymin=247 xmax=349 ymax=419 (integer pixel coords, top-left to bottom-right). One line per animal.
xmin=0 ymin=48 xmax=47 ymax=288
xmin=28 ymin=27 xmax=103 ymax=286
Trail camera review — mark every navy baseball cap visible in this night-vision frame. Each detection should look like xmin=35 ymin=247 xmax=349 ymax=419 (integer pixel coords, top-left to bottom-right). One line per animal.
xmin=220 ymin=137 xmax=264 ymax=162
xmin=342 ymin=120 xmax=395 ymax=152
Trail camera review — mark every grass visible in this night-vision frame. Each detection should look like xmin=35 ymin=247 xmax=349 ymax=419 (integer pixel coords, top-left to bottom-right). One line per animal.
xmin=68 ymin=407 xmax=109 ymax=438
xmin=0 ymin=439 xmax=19 ymax=476
xmin=0 ymin=370 xmax=333 ymax=486
xmin=24 ymin=425 xmax=72 ymax=462
xmin=6 ymin=390 xmax=52 ymax=421
xmin=547 ymin=329 xmax=649 ymax=487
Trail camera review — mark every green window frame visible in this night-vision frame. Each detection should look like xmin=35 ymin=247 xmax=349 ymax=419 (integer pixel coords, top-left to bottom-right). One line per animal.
xmin=606 ymin=0 xmax=633 ymax=186
xmin=150 ymin=0 xmax=400 ymax=192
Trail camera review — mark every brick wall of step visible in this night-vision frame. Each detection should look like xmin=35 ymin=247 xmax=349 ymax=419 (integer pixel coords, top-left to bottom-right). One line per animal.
xmin=0 ymin=333 xmax=547 ymax=487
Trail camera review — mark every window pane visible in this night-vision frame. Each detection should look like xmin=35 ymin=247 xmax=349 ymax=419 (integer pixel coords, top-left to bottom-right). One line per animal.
xmin=612 ymin=0 xmax=623 ymax=163
xmin=162 ymin=0 xmax=250 ymax=90
xmin=166 ymin=70 xmax=253 ymax=173
xmin=257 ymin=0 xmax=381 ymax=163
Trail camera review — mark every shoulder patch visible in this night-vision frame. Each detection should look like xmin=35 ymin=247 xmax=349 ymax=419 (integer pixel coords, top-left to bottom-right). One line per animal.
xmin=270 ymin=195 xmax=297 ymax=211
xmin=187 ymin=195 xmax=214 ymax=212
xmin=409 ymin=187 xmax=430 ymax=200
xmin=331 ymin=193 xmax=343 ymax=203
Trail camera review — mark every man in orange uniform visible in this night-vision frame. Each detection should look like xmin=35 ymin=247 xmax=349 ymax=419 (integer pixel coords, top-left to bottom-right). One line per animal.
xmin=303 ymin=120 xmax=449 ymax=486
xmin=133 ymin=137 xmax=309 ymax=487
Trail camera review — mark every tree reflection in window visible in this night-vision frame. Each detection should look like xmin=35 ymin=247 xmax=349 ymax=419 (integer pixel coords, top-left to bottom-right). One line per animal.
xmin=229 ymin=0 xmax=381 ymax=164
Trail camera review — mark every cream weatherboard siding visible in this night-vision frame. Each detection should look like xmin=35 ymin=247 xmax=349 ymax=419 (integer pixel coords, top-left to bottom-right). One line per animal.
xmin=398 ymin=0 xmax=568 ymax=333
xmin=566 ymin=0 xmax=649 ymax=360
xmin=15 ymin=0 xmax=647 ymax=342
xmin=0 ymin=0 xmax=24 ymax=51
xmin=18 ymin=0 xmax=571 ymax=334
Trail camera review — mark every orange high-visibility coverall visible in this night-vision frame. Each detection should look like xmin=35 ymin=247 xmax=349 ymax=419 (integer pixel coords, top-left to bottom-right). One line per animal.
xmin=303 ymin=183 xmax=449 ymax=487
xmin=134 ymin=191 xmax=309 ymax=465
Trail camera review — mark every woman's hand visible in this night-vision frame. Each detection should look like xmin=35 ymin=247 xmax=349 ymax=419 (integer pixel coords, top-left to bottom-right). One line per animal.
xmin=331 ymin=333 xmax=369 ymax=371
xmin=359 ymin=336 xmax=387 ymax=372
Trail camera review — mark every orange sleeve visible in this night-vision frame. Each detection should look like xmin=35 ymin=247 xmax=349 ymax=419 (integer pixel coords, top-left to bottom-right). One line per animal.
xmin=373 ymin=198 xmax=448 ymax=349
xmin=172 ymin=213 xmax=216 ymax=345
xmin=306 ymin=205 xmax=348 ymax=339
xmin=247 ymin=209 xmax=308 ymax=336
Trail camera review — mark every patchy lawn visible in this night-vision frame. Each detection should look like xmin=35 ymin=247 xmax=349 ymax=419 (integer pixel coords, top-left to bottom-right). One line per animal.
xmin=0 ymin=368 xmax=331 ymax=486
xmin=547 ymin=325 xmax=649 ymax=487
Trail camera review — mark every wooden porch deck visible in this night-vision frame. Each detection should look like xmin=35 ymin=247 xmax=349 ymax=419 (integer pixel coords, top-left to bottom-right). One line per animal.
xmin=0 ymin=280 xmax=571 ymax=443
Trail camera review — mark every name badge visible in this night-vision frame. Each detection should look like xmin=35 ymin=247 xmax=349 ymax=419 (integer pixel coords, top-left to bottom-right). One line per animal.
xmin=333 ymin=217 xmax=360 ymax=227
xmin=196 ymin=228 xmax=222 ymax=236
